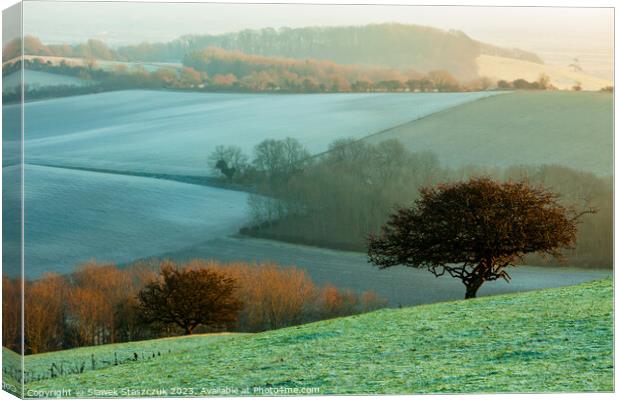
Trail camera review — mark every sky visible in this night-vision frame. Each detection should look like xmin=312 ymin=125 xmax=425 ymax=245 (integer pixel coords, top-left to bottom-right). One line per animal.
xmin=14 ymin=1 xmax=616 ymax=78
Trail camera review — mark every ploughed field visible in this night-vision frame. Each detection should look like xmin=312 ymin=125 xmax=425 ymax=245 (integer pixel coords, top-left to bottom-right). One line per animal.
xmin=20 ymin=279 xmax=613 ymax=395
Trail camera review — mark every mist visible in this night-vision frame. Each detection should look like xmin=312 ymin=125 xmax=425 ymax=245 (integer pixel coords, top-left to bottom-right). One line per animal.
xmin=22 ymin=2 xmax=613 ymax=79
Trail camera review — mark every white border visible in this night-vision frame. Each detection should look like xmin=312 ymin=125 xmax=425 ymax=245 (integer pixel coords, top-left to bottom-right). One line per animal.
xmin=0 ymin=1 xmax=616 ymax=400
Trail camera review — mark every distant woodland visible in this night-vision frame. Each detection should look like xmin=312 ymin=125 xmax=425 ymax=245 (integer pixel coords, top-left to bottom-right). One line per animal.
xmin=3 ymin=24 xmax=541 ymax=79
xmin=3 ymin=50 xmax=559 ymax=103
xmin=182 ymin=47 xmax=478 ymax=92
xmin=3 ymin=24 xmax=582 ymax=101
xmin=209 ymin=138 xmax=612 ymax=269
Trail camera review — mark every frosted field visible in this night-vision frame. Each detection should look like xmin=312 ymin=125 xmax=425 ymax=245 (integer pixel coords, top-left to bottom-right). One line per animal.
xmin=7 ymin=90 xmax=500 ymax=175
xmin=2 ymin=90 xmax=610 ymax=299
xmin=3 ymin=90 xmax=502 ymax=277
xmin=3 ymin=69 xmax=94 ymax=92
xmin=9 ymin=165 xmax=251 ymax=278
xmin=2 ymin=107 xmax=20 ymax=166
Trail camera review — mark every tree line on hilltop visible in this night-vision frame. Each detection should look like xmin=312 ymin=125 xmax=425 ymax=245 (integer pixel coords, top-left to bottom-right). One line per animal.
xmin=3 ymin=50 xmax=566 ymax=103
xmin=2 ymin=25 xmax=543 ymax=80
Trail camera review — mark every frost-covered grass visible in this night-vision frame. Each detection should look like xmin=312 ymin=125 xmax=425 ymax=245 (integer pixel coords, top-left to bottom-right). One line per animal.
xmin=2 ymin=90 xmax=503 ymax=277
xmin=3 ymin=334 xmax=241 ymax=386
xmin=25 ymin=279 xmax=613 ymax=395
xmin=8 ymin=90 xmax=500 ymax=175
xmin=9 ymin=165 xmax=250 ymax=278
xmin=369 ymin=91 xmax=613 ymax=176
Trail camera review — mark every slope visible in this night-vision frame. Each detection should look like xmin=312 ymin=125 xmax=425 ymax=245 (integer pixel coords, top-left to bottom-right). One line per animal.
xmin=12 ymin=90 xmax=499 ymax=175
xmin=366 ymin=91 xmax=613 ymax=176
xmin=477 ymin=55 xmax=613 ymax=91
xmin=24 ymin=278 xmax=613 ymax=395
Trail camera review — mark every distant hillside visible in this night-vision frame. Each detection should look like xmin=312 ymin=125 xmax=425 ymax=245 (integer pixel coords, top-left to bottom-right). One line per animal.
xmin=477 ymin=54 xmax=613 ymax=91
xmin=22 ymin=279 xmax=613 ymax=394
xmin=4 ymin=24 xmax=543 ymax=81
xmin=152 ymin=24 xmax=483 ymax=79
xmin=367 ymin=91 xmax=613 ymax=176
xmin=479 ymin=42 xmax=543 ymax=63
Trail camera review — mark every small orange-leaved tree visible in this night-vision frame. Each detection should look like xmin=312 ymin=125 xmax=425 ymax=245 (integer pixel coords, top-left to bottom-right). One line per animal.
xmin=138 ymin=262 xmax=242 ymax=334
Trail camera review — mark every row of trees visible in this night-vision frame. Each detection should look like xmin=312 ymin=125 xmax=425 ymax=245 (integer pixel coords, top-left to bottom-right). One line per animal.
xmin=182 ymin=47 xmax=477 ymax=93
xmin=2 ymin=260 xmax=386 ymax=355
xmin=208 ymin=138 xmax=312 ymax=185
xmin=4 ymin=27 xmax=545 ymax=81
xmin=209 ymin=138 xmax=612 ymax=268
xmin=3 ymin=36 xmax=117 ymax=62
xmin=6 ymin=52 xmax=600 ymax=102
xmin=6 ymin=34 xmax=612 ymax=97
xmin=3 ymin=25 xmax=486 ymax=80
xmin=497 ymin=74 xmax=554 ymax=90
xmin=2 ymin=57 xmax=209 ymax=102
xmin=6 ymin=51 xmax=479 ymax=95
xmin=129 ymin=24 xmax=484 ymax=78
xmin=1 ymin=60 xmax=440 ymax=104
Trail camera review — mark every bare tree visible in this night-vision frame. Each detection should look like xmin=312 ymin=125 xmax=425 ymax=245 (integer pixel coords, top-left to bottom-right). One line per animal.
xmin=253 ymin=137 xmax=310 ymax=182
xmin=208 ymin=145 xmax=248 ymax=180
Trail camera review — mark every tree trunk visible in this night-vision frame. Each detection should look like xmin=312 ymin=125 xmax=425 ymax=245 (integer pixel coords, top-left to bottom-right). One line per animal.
xmin=184 ymin=326 xmax=193 ymax=335
xmin=464 ymin=279 xmax=484 ymax=299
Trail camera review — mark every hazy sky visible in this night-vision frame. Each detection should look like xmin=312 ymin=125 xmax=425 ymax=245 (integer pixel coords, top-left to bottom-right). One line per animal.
xmin=17 ymin=1 xmax=615 ymax=76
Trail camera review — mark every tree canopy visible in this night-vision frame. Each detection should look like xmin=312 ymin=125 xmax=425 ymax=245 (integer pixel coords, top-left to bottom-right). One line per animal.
xmin=138 ymin=263 xmax=242 ymax=334
xmin=368 ymin=177 xmax=592 ymax=298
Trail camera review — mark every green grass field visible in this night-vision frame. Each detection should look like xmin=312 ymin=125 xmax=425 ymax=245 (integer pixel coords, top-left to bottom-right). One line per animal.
xmin=368 ymin=91 xmax=613 ymax=176
xmin=20 ymin=279 xmax=613 ymax=396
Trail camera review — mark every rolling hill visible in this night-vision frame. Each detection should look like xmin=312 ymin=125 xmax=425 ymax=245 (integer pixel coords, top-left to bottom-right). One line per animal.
xmin=12 ymin=90 xmax=499 ymax=175
xmin=3 ymin=69 xmax=95 ymax=92
xmin=366 ymin=91 xmax=613 ymax=176
xmin=21 ymin=278 xmax=613 ymax=395
xmin=4 ymin=164 xmax=251 ymax=278
xmin=6 ymin=25 xmax=541 ymax=80
xmin=5 ymin=89 xmax=612 ymax=278
xmin=477 ymin=55 xmax=613 ymax=91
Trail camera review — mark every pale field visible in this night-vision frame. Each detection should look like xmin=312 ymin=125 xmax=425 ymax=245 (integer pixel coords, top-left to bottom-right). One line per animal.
xmin=477 ymin=55 xmax=613 ymax=91
xmin=367 ymin=91 xmax=613 ymax=176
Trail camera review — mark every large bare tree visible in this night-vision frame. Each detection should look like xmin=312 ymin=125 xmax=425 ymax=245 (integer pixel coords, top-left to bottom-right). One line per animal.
xmin=368 ymin=178 xmax=593 ymax=299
